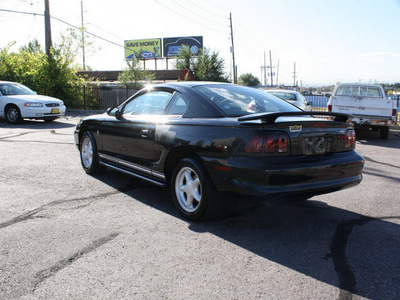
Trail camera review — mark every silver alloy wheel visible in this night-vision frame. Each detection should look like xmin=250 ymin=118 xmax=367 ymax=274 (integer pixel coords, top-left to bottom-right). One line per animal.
xmin=175 ymin=166 xmax=202 ymax=213
xmin=7 ymin=107 xmax=20 ymax=123
xmin=81 ymin=136 xmax=93 ymax=169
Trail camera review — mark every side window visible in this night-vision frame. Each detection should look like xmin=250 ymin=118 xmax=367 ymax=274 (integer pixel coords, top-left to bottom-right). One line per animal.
xmin=123 ymin=91 xmax=172 ymax=116
xmin=165 ymin=93 xmax=188 ymax=115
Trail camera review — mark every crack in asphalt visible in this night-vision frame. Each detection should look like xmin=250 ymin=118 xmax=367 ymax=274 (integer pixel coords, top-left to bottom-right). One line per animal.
xmin=363 ymin=156 xmax=400 ymax=169
xmin=0 ymin=130 xmax=73 ymax=144
xmin=0 ymin=184 xmax=138 ymax=230
xmin=331 ymin=216 xmax=400 ymax=300
xmin=50 ymin=130 xmax=73 ymax=136
xmin=0 ymin=132 xmax=37 ymax=140
xmin=33 ymin=232 xmax=120 ymax=292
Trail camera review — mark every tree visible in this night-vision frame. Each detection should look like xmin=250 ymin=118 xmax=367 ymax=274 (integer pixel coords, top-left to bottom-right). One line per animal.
xmin=0 ymin=37 xmax=85 ymax=106
xmin=176 ymin=46 xmax=229 ymax=82
xmin=118 ymin=51 xmax=155 ymax=89
xmin=238 ymin=73 xmax=260 ymax=86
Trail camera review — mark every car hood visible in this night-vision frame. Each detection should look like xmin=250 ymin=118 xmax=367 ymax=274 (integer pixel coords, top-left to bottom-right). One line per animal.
xmin=4 ymin=94 xmax=63 ymax=103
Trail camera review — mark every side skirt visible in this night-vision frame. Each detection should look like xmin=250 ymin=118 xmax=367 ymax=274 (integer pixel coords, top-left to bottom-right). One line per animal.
xmin=99 ymin=161 xmax=167 ymax=187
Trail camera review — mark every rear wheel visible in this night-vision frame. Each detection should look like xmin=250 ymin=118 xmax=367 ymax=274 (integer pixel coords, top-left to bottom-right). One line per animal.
xmin=80 ymin=131 xmax=103 ymax=174
xmin=5 ymin=105 xmax=22 ymax=124
xmin=171 ymin=158 xmax=221 ymax=221
xmin=379 ymin=126 xmax=389 ymax=139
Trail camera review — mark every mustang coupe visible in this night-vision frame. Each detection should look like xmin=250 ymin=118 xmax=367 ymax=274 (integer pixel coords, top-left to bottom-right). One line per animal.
xmin=74 ymin=82 xmax=364 ymax=221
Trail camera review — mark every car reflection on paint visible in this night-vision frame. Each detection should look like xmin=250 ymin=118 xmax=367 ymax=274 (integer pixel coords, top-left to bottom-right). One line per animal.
xmin=74 ymin=82 xmax=364 ymax=221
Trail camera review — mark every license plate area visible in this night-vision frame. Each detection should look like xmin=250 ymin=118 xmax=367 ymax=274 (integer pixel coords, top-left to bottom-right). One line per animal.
xmin=303 ymin=136 xmax=326 ymax=155
xmin=51 ymin=108 xmax=59 ymax=114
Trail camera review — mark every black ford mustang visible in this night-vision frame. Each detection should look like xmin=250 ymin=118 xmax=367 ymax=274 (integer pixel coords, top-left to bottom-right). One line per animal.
xmin=74 ymin=82 xmax=364 ymax=220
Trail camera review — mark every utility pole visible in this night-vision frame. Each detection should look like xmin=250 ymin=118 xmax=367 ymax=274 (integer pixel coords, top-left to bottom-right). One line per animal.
xmin=229 ymin=13 xmax=237 ymax=84
xmin=44 ymin=0 xmax=52 ymax=56
xmin=81 ymin=0 xmax=86 ymax=70
xmin=269 ymin=50 xmax=273 ymax=86
xmin=276 ymin=59 xmax=280 ymax=86
xmin=260 ymin=51 xmax=267 ymax=86
xmin=262 ymin=50 xmax=275 ymax=86
xmin=293 ymin=62 xmax=297 ymax=87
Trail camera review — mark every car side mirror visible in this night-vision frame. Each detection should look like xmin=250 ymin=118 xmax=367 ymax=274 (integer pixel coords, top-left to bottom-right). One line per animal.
xmin=107 ymin=106 xmax=123 ymax=120
xmin=307 ymin=101 xmax=313 ymax=106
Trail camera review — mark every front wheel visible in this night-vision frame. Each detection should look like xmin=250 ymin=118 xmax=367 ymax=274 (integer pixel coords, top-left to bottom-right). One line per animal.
xmin=171 ymin=158 xmax=221 ymax=221
xmin=80 ymin=131 xmax=103 ymax=174
xmin=5 ymin=105 xmax=23 ymax=124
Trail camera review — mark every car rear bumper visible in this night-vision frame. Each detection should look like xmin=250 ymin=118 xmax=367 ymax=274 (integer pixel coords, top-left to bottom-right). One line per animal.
xmin=202 ymin=151 xmax=364 ymax=198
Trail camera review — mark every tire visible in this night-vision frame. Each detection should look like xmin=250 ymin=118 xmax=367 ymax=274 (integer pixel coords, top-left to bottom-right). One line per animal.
xmin=379 ymin=126 xmax=389 ymax=139
xmin=5 ymin=105 xmax=23 ymax=124
xmin=171 ymin=158 xmax=221 ymax=221
xmin=80 ymin=131 xmax=103 ymax=174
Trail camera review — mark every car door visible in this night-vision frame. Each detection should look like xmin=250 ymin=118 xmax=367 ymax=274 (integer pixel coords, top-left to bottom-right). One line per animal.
xmin=99 ymin=89 xmax=174 ymax=176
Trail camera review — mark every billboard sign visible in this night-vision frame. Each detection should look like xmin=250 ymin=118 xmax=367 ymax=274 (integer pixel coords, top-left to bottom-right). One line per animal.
xmin=124 ymin=38 xmax=162 ymax=60
xmin=163 ymin=36 xmax=203 ymax=57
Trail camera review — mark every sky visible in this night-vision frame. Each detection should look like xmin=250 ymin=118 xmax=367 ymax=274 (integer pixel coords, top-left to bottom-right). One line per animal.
xmin=1 ymin=0 xmax=400 ymax=86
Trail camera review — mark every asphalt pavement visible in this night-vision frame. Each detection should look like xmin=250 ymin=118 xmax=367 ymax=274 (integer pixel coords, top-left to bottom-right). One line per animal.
xmin=0 ymin=113 xmax=399 ymax=299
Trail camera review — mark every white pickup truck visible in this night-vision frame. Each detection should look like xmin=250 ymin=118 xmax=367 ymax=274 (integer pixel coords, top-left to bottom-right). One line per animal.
xmin=328 ymin=83 xmax=398 ymax=139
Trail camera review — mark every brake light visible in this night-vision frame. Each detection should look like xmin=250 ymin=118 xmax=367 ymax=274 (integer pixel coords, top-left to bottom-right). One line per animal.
xmin=393 ymin=109 xmax=397 ymax=117
xmin=277 ymin=133 xmax=288 ymax=153
xmin=328 ymin=105 xmax=332 ymax=112
xmin=265 ymin=133 xmax=277 ymax=153
xmin=345 ymin=130 xmax=356 ymax=149
xmin=245 ymin=133 xmax=289 ymax=153
xmin=245 ymin=134 xmax=263 ymax=153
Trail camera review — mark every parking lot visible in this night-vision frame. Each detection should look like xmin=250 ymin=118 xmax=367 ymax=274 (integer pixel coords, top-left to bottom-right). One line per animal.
xmin=1 ymin=113 xmax=400 ymax=299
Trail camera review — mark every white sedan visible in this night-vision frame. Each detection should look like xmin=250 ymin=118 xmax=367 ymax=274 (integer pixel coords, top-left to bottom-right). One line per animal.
xmin=265 ymin=89 xmax=312 ymax=111
xmin=0 ymin=81 xmax=66 ymax=124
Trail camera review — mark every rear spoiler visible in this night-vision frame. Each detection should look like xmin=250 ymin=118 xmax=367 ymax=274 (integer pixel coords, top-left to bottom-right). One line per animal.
xmin=238 ymin=111 xmax=350 ymax=123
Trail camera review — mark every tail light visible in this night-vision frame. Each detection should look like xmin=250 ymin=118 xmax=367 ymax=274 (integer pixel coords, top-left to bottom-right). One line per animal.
xmin=265 ymin=133 xmax=277 ymax=153
xmin=345 ymin=130 xmax=356 ymax=149
xmin=393 ymin=109 xmax=397 ymax=117
xmin=246 ymin=133 xmax=289 ymax=154
xmin=245 ymin=134 xmax=263 ymax=153
xmin=328 ymin=105 xmax=332 ymax=112
xmin=277 ymin=133 xmax=288 ymax=153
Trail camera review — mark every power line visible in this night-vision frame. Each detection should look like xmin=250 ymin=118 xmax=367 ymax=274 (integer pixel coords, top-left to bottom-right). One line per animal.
xmin=168 ymin=0 xmax=226 ymax=27
xmin=185 ymin=0 xmax=226 ymax=19
xmin=0 ymin=8 xmax=125 ymax=50
xmin=153 ymin=0 xmax=227 ymax=34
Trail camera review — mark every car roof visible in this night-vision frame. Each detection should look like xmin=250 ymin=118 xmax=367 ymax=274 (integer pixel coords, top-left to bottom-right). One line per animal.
xmin=0 ymin=81 xmax=19 ymax=84
xmin=265 ymin=89 xmax=298 ymax=94
xmin=335 ymin=83 xmax=382 ymax=88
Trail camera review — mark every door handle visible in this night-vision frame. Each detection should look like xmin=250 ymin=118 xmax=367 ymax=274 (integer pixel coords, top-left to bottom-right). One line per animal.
xmin=141 ymin=129 xmax=149 ymax=137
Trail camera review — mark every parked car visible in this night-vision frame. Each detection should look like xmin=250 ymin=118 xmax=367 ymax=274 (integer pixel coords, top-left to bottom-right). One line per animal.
xmin=265 ymin=89 xmax=312 ymax=111
xmin=0 ymin=81 xmax=66 ymax=124
xmin=74 ymin=82 xmax=364 ymax=221
xmin=328 ymin=83 xmax=398 ymax=139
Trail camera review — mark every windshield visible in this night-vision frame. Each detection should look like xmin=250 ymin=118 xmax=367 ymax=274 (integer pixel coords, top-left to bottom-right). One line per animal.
xmin=194 ymin=85 xmax=300 ymax=117
xmin=0 ymin=83 xmax=36 ymax=96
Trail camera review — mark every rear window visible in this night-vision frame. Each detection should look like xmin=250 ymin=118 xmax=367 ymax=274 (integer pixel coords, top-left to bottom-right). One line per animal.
xmin=194 ymin=85 xmax=300 ymax=117
xmin=336 ymin=86 xmax=382 ymax=97
xmin=270 ymin=92 xmax=296 ymax=101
